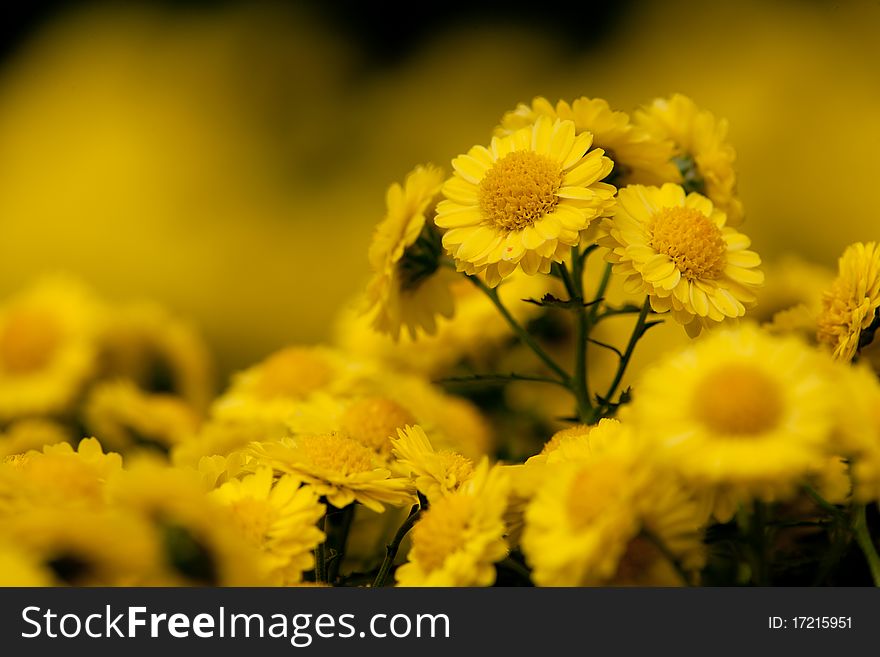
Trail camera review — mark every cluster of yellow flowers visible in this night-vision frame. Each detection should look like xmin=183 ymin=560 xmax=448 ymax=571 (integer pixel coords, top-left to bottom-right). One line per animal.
xmin=3 ymin=93 xmax=880 ymax=587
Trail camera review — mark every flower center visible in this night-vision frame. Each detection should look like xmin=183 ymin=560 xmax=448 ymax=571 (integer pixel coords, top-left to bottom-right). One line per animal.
xmin=0 ymin=310 xmax=63 ymax=374
xmin=649 ymin=206 xmax=726 ymax=280
xmin=566 ymin=463 xmax=626 ymax=531
xmin=296 ymin=434 xmax=376 ymax=475
xmin=340 ymin=397 xmax=416 ymax=454
xmin=692 ymin=364 xmax=784 ymax=436
xmin=410 ymin=495 xmax=473 ymax=571
xmin=255 ymin=348 xmax=332 ymax=400
xmin=478 ymin=151 xmax=562 ymax=231
xmin=613 ymin=534 xmax=664 ymax=584
xmin=226 ymin=498 xmax=274 ymax=547
xmin=437 ymin=451 xmax=474 ymax=490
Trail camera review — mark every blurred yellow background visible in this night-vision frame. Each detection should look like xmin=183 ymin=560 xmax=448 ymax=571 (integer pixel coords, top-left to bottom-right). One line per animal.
xmin=1 ymin=0 xmax=878 ymax=374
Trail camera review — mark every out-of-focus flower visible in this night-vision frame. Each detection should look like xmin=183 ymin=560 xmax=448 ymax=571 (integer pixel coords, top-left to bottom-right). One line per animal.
xmin=622 ymin=324 xmax=836 ymax=520
xmin=635 ymin=93 xmax=743 ymax=226
xmin=109 ymin=459 xmax=266 ymax=585
xmin=391 ymin=425 xmax=475 ymax=502
xmin=436 ymin=117 xmax=615 ymax=286
xmin=337 ymin=271 xmax=552 ymax=377
xmin=0 ymin=540 xmax=53 ymax=586
xmin=817 ymin=242 xmax=880 ymax=362
xmin=497 ymin=96 xmax=679 ymax=187
xmin=83 ymin=380 xmax=201 ymax=454
xmin=3 ymin=507 xmax=162 ymax=586
xmin=0 ymin=419 xmax=71 ymax=459
xmin=396 ymin=460 xmax=509 ymax=587
xmin=600 ymin=183 xmax=762 ymax=335
xmin=211 ymin=468 xmax=325 ymax=584
xmin=832 ymin=364 xmax=880 ymax=503
xmin=97 ymin=302 xmax=215 ymax=414
xmin=522 ymin=426 xmax=704 ymax=586
xmin=2 ymin=438 xmax=122 ymax=510
xmin=248 ymin=434 xmax=413 ymax=513
xmin=364 ymin=165 xmax=456 ymax=340
xmin=0 ymin=277 xmax=104 ymax=422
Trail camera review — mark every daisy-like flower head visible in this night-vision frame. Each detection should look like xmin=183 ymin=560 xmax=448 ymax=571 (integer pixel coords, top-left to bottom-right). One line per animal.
xmin=365 ymin=165 xmax=457 ymax=340
xmin=391 ymin=425 xmax=475 ymax=502
xmin=97 ymin=301 xmax=215 ymax=414
xmin=211 ymin=468 xmax=325 ymax=584
xmin=599 ymin=183 xmax=763 ymax=336
xmin=817 ymin=242 xmax=880 ymax=362
xmin=396 ymin=459 xmax=509 ymax=587
xmin=634 ymin=93 xmax=744 ymax=225
xmin=522 ymin=432 xmax=705 ymax=587
xmin=436 ymin=116 xmax=615 ymax=287
xmin=84 ymin=380 xmax=201 ymax=455
xmin=109 ymin=459 xmax=266 ymax=585
xmin=6 ymin=437 xmax=122 ymax=510
xmin=621 ymin=324 xmax=836 ymax=521
xmin=248 ymin=434 xmax=414 ymax=513
xmin=0 ymin=277 xmax=103 ymax=422
xmin=497 ymin=96 xmax=680 ymax=187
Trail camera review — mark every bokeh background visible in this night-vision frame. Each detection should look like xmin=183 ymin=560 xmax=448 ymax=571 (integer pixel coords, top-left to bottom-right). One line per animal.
xmin=2 ymin=0 xmax=878 ymax=377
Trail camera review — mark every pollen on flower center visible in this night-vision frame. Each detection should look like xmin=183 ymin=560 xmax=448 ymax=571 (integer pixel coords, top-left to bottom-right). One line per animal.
xmin=226 ymin=498 xmax=273 ymax=546
xmin=478 ymin=151 xmax=563 ymax=231
xmin=437 ymin=451 xmax=474 ymax=488
xmin=255 ymin=348 xmax=332 ymax=400
xmin=340 ymin=397 xmax=416 ymax=454
xmin=566 ymin=464 xmax=625 ymax=530
xmin=0 ymin=310 xmax=63 ymax=373
xmin=693 ymin=364 xmax=784 ymax=436
xmin=650 ymin=206 xmax=726 ymax=280
xmin=297 ymin=434 xmax=376 ymax=475
xmin=411 ymin=495 xmax=473 ymax=570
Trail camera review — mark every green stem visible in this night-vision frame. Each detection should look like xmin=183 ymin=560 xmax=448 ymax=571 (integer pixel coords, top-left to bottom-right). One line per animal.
xmin=853 ymin=505 xmax=880 ymax=586
xmin=568 ymin=247 xmax=592 ymax=423
xmin=596 ymin=297 xmax=651 ymax=420
xmin=315 ymin=513 xmax=328 ymax=583
xmin=326 ymin=504 xmax=356 ymax=584
xmin=467 ymin=275 xmax=570 ymax=384
xmin=588 ymin=262 xmax=613 ymax=324
xmin=373 ymin=504 xmax=422 ymax=588
xmin=437 ymin=373 xmax=571 ymax=389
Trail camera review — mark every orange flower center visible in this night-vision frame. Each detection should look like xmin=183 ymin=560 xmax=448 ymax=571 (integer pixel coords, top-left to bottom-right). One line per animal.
xmin=650 ymin=206 xmax=726 ymax=280
xmin=255 ymin=348 xmax=332 ymax=400
xmin=340 ymin=397 xmax=416 ymax=454
xmin=692 ymin=364 xmax=784 ymax=436
xmin=478 ymin=151 xmax=562 ymax=231
xmin=0 ymin=310 xmax=63 ymax=374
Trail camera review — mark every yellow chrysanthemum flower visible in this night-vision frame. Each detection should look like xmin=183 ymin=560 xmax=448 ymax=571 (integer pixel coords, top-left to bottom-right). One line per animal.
xmin=396 ymin=460 xmax=509 ymax=587
xmin=248 ymin=434 xmax=413 ymax=513
xmin=0 ymin=419 xmax=71 ymax=459
xmin=599 ymin=183 xmax=763 ymax=336
xmin=84 ymin=380 xmax=201 ymax=454
xmin=634 ymin=93 xmax=744 ymax=225
xmin=497 ymin=96 xmax=679 ymax=187
xmin=97 ymin=301 xmax=215 ymax=414
xmin=817 ymin=242 xmax=880 ymax=362
xmin=3 ymin=507 xmax=163 ymax=586
xmin=109 ymin=459 xmax=266 ymax=585
xmin=436 ymin=116 xmax=615 ymax=287
xmin=0 ymin=277 xmax=103 ymax=421
xmin=2 ymin=437 xmax=122 ymax=510
xmin=391 ymin=425 xmax=475 ymax=502
xmin=364 ymin=165 xmax=457 ymax=340
xmin=621 ymin=324 xmax=836 ymax=520
xmin=211 ymin=468 xmax=325 ymax=584
xmin=522 ymin=429 xmax=705 ymax=586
